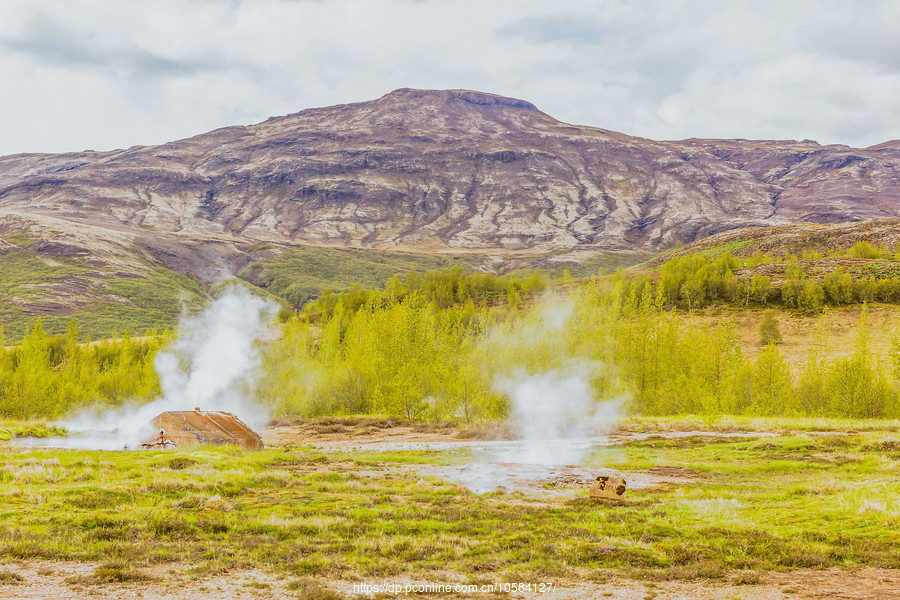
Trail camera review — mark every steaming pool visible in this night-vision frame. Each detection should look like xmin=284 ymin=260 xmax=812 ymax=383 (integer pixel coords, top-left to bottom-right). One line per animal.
xmin=303 ymin=431 xmax=777 ymax=495
xmin=9 ymin=430 xmax=778 ymax=496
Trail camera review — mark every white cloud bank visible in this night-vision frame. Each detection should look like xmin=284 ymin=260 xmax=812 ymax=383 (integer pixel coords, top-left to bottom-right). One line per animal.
xmin=1 ymin=0 xmax=899 ymax=155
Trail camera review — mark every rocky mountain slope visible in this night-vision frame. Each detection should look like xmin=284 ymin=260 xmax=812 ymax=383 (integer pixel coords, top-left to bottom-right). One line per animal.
xmin=646 ymin=218 xmax=900 ymax=264
xmin=1 ymin=88 xmax=899 ymax=336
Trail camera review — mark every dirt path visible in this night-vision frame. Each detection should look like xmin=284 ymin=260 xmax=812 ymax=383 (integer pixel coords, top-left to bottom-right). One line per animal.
xmin=2 ymin=562 xmax=898 ymax=599
xmin=262 ymin=423 xmax=777 ymax=453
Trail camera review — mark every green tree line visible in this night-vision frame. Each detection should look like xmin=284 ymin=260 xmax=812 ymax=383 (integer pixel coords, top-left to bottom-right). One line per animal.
xmin=258 ymin=270 xmax=900 ymax=420
xmin=647 ymin=242 xmax=900 ymax=314
xmin=0 ymin=320 xmax=165 ymax=419
xmin=2 ymin=266 xmax=898 ymax=421
xmin=303 ymin=265 xmax=549 ymax=320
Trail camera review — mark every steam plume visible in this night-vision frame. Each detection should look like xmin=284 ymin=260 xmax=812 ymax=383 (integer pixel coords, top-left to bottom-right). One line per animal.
xmin=37 ymin=284 xmax=277 ymax=450
xmin=495 ymin=361 xmax=622 ymax=466
xmin=451 ymin=296 xmax=625 ymax=492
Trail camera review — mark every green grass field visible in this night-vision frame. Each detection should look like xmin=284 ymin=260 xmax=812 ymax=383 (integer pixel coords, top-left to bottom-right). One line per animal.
xmin=1 ymin=417 xmax=898 ymax=597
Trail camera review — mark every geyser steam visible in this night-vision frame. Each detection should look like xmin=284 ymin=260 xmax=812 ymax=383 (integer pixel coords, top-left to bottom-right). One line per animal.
xmin=495 ymin=361 xmax=622 ymax=466
xmin=46 ymin=285 xmax=277 ymax=450
xmin=450 ymin=297 xmax=625 ymax=493
xmin=153 ymin=285 xmax=277 ymax=427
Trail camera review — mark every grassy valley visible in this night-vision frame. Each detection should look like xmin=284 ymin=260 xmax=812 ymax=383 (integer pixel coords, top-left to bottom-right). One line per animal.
xmin=2 ymin=220 xmax=900 ymax=598
xmin=2 ymin=11 xmax=900 ymax=597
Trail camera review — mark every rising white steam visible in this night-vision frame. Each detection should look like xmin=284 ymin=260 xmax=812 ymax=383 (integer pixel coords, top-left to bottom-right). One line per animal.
xmin=152 ymin=284 xmax=277 ymax=427
xmin=35 ymin=284 xmax=277 ymax=450
xmin=450 ymin=296 xmax=625 ymax=493
xmin=495 ymin=361 xmax=622 ymax=466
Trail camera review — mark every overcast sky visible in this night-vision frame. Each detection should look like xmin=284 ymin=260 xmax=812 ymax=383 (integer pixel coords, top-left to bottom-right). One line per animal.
xmin=2 ymin=0 xmax=899 ymax=155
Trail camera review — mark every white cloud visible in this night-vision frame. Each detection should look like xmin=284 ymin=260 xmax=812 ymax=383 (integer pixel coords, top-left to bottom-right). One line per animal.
xmin=1 ymin=0 xmax=899 ymax=155
xmin=655 ymin=53 xmax=900 ymax=144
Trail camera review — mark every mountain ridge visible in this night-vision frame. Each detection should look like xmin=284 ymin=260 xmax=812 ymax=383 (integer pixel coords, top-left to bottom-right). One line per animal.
xmin=3 ymin=88 xmax=897 ymax=248
xmin=1 ymin=88 xmax=899 ymax=335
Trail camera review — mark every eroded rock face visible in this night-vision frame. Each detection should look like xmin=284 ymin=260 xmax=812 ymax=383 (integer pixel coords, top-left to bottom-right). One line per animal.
xmin=1 ymin=88 xmax=898 ymax=262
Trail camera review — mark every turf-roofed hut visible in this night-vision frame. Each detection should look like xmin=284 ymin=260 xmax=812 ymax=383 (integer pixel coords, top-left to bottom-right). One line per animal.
xmin=142 ymin=409 xmax=264 ymax=450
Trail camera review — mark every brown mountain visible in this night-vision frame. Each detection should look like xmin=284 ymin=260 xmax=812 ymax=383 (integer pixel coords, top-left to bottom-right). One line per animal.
xmin=1 ymin=88 xmax=898 ymax=336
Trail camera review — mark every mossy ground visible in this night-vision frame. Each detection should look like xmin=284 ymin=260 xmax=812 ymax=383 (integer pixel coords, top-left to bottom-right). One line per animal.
xmin=0 ymin=252 xmax=206 ymax=341
xmin=237 ymin=246 xmax=471 ymax=307
xmin=0 ymin=417 xmax=897 ymax=589
xmin=0 ymin=251 xmax=88 ymax=334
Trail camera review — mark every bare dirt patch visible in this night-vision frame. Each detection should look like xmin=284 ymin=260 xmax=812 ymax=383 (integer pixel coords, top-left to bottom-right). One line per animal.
xmin=262 ymin=418 xmax=462 ymax=450
xmin=3 ymin=562 xmax=898 ymax=600
xmin=766 ymin=568 xmax=900 ymax=600
xmin=0 ymin=561 xmax=293 ymax=600
xmin=646 ymin=465 xmax=704 ymax=478
xmin=262 ymin=419 xmax=775 ymax=453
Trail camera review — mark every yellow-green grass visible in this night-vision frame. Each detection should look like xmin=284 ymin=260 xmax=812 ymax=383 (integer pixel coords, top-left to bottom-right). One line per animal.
xmin=685 ymin=303 xmax=900 ymax=367
xmin=1 ymin=418 xmax=898 ymax=583
xmin=0 ymin=252 xmax=88 ymax=329
xmin=617 ymin=414 xmax=900 ymax=433
xmin=0 ymin=421 xmax=66 ymax=441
